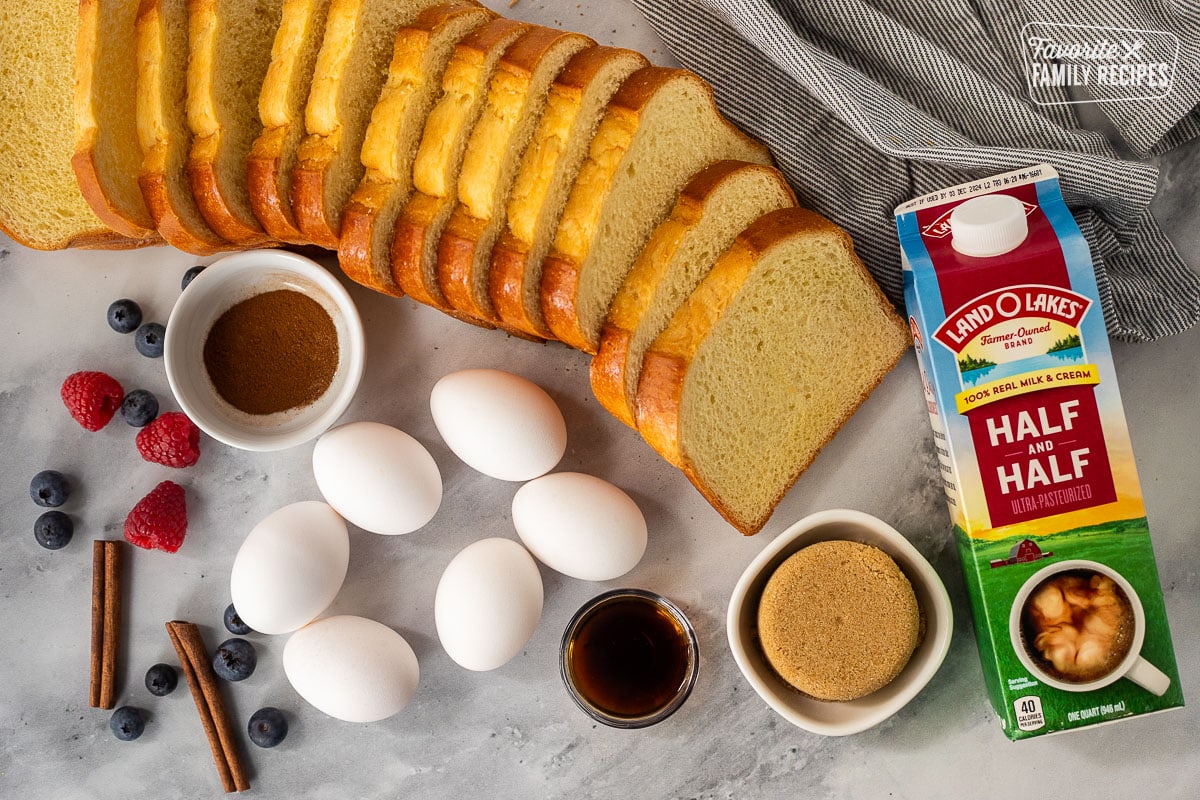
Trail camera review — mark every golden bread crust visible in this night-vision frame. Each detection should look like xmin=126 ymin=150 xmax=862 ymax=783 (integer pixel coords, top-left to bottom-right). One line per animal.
xmin=634 ymin=207 xmax=909 ymax=535
xmin=488 ymin=46 xmax=647 ymax=339
xmin=339 ymin=176 xmax=405 ymax=296
xmin=0 ymin=0 xmax=136 ymax=249
xmin=393 ymin=192 xmax=457 ymax=309
xmin=541 ymin=67 xmax=771 ymax=353
xmin=185 ymin=0 xmax=280 ymax=246
xmin=540 ymin=251 xmax=592 ymax=351
xmin=437 ymin=210 xmax=490 ymax=315
xmin=489 ymin=236 xmax=548 ymax=336
xmin=71 ymin=149 xmax=163 ymax=244
xmin=247 ymin=0 xmax=334 ymax=243
xmin=338 ymin=2 xmax=493 ymax=293
xmin=247 ymin=126 xmax=308 ymax=243
xmin=135 ymin=0 xmax=232 ymax=254
xmin=390 ymin=16 xmax=529 ymax=311
xmin=293 ymin=0 xmax=462 ymax=249
xmin=291 ymin=140 xmax=341 ymax=247
xmin=590 ymin=323 xmax=637 ymax=424
xmin=435 ymin=27 xmax=592 ymax=325
xmin=537 ymin=68 xmax=679 ymax=352
xmin=73 ymin=0 xmax=159 ymax=239
xmin=138 ymin=146 xmax=230 ymax=254
xmin=188 ymin=135 xmax=275 ymax=244
xmin=590 ymin=161 xmax=795 ymax=427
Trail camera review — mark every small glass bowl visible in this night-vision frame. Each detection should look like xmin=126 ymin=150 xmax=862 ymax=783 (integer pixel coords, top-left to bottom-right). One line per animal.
xmin=559 ymin=588 xmax=699 ymax=729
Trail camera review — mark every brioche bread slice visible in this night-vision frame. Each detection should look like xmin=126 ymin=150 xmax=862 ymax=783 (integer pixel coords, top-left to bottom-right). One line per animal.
xmin=488 ymin=45 xmax=647 ymax=339
xmin=634 ymin=208 xmax=911 ymax=535
xmin=291 ymin=0 xmax=453 ymax=249
xmin=185 ymin=0 xmax=284 ymax=245
xmin=435 ymin=28 xmax=593 ymax=326
xmin=136 ymin=0 xmax=232 ymax=254
xmin=591 ymin=161 xmax=796 ymax=428
xmin=338 ymin=3 xmax=495 ymax=295
xmin=390 ymin=17 xmax=530 ymax=313
xmin=0 ymin=0 xmax=135 ymax=250
xmin=74 ymin=0 xmax=160 ymax=240
xmin=246 ymin=0 xmax=335 ymax=243
xmin=541 ymin=68 xmax=771 ymax=353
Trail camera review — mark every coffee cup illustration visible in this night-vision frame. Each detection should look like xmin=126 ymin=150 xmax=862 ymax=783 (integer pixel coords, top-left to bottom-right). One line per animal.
xmin=1008 ymin=559 xmax=1170 ymax=696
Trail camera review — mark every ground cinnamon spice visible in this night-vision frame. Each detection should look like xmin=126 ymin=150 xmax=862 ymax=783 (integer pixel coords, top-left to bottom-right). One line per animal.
xmin=203 ymin=289 xmax=338 ymax=416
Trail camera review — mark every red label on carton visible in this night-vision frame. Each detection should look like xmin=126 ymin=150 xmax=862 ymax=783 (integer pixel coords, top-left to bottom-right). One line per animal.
xmin=971 ymin=385 xmax=1115 ymax=525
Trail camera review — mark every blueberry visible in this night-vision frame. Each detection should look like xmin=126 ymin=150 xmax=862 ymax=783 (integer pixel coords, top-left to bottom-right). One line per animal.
xmin=134 ymin=322 xmax=166 ymax=358
xmin=145 ymin=663 xmax=178 ymax=697
xmin=120 ymin=389 xmax=159 ymax=427
xmin=30 ymin=470 xmax=70 ymax=507
xmin=247 ymin=707 xmax=288 ymax=748
xmin=212 ymin=638 xmax=256 ymax=681
xmin=107 ymin=299 xmax=143 ymax=334
xmin=109 ymin=706 xmax=145 ymax=741
xmin=223 ymin=603 xmax=253 ymax=636
xmin=34 ymin=511 xmax=73 ymax=550
xmin=181 ymin=265 xmax=206 ymax=291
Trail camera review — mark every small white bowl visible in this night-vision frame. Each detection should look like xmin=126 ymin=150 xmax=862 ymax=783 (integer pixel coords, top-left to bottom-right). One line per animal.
xmin=727 ymin=509 xmax=952 ymax=736
xmin=164 ymin=249 xmax=365 ymax=451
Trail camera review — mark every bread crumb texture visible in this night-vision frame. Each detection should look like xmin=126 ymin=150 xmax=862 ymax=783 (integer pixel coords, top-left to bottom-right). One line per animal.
xmin=756 ymin=540 xmax=919 ymax=701
xmin=0 ymin=0 xmax=110 ymax=248
xmin=678 ymin=221 xmax=909 ymax=532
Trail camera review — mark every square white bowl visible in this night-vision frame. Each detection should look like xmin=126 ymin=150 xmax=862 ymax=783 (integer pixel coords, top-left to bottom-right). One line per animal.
xmin=727 ymin=509 xmax=952 ymax=736
xmin=164 ymin=249 xmax=365 ymax=451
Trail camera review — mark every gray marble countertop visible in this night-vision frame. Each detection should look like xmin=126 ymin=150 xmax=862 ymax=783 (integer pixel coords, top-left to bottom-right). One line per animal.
xmin=2 ymin=2 xmax=1198 ymax=798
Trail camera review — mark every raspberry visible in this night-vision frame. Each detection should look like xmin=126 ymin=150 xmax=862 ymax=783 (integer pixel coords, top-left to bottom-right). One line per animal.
xmin=136 ymin=412 xmax=201 ymax=468
xmin=61 ymin=371 xmax=124 ymax=431
xmin=124 ymin=481 xmax=187 ymax=553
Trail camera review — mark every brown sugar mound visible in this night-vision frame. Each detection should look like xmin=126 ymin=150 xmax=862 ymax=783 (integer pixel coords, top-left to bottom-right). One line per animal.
xmin=756 ymin=540 xmax=919 ymax=701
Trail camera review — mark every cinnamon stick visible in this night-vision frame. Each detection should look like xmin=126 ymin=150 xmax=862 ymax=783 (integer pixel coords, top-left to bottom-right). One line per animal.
xmin=89 ymin=540 xmax=123 ymax=709
xmin=166 ymin=620 xmax=250 ymax=793
xmin=89 ymin=542 xmax=104 ymax=708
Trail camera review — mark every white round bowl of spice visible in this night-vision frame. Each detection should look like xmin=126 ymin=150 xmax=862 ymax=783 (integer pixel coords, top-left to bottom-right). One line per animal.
xmin=165 ymin=249 xmax=366 ymax=451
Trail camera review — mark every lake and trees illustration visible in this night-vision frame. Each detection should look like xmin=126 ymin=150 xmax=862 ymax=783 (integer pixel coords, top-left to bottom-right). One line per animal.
xmin=959 ymin=334 xmax=1084 ymax=386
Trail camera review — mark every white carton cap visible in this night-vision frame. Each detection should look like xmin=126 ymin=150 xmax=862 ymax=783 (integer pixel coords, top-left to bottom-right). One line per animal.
xmin=950 ymin=194 xmax=1029 ymax=257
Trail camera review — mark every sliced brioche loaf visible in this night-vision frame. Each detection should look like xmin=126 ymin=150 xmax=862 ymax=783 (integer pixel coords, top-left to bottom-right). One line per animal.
xmin=390 ymin=17 xmax=530 ymax=313
xmin=541 ymin=68 xmax=771 ymax=353
xmin=291 ymin=0 xmax=452 ymax=249
xmin=488 ymin=45 xmax=646 ymax=339
xmin=634 ymin=207 xmax=911 ymax=535
xmin=73 ymin=0 xmax=159 ymax=240
xmin=435 ymin=28 xmax=593 ymax=326
xmin=338 ymin=3 xmax=494 ymax=295
xmin=136 ymin=0 xmax=232 ymax=254
xmin=246 ymin=0 xmax=335 ymax=243
xmin=186 ymin=0 xmax=284 ymax=245
xmin=0 ymin=0 xmax=133 ymax=249
xmin=591 ymin=161 xmax=796 ymax=428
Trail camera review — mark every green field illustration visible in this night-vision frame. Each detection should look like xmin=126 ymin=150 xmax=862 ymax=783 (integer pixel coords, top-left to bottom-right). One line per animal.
xmin=952 ymin=517 xmax=1183 ymax=738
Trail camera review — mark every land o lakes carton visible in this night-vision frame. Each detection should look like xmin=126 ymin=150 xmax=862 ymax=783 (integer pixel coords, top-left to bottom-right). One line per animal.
xmin=895 ymin=165 xmax=1182 ymax=739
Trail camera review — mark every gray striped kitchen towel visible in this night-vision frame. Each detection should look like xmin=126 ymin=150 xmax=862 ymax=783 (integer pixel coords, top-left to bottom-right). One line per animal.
xmin=630 ymin=0 xmax=1200 ymax=341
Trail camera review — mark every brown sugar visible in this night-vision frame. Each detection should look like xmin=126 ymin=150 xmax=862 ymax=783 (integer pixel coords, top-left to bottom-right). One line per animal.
xmin=203 ymin=289 xmax=338 ymax=415
xmin=756 ymin=540 xmax=920 ymax=701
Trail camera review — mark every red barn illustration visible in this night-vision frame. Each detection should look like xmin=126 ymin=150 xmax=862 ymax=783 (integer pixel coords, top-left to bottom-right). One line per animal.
xmin=989 ymin=539 xmax=1053 ymax=568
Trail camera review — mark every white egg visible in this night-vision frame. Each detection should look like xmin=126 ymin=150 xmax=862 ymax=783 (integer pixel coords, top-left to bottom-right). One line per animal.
xmin=512 ymin=472 xmax=647 ymax=581
xmin=229 ymin=501 xmax=349 ymax=635
xmin=430 ymin=369 xmax=566 ymax=481
xmin=283 ymin=615 xmax=419 ymax=723
xmin=313 ymin=421 xmax=442 ymax=535
xmin=435 ymin=538 xmax=543 ymax=671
